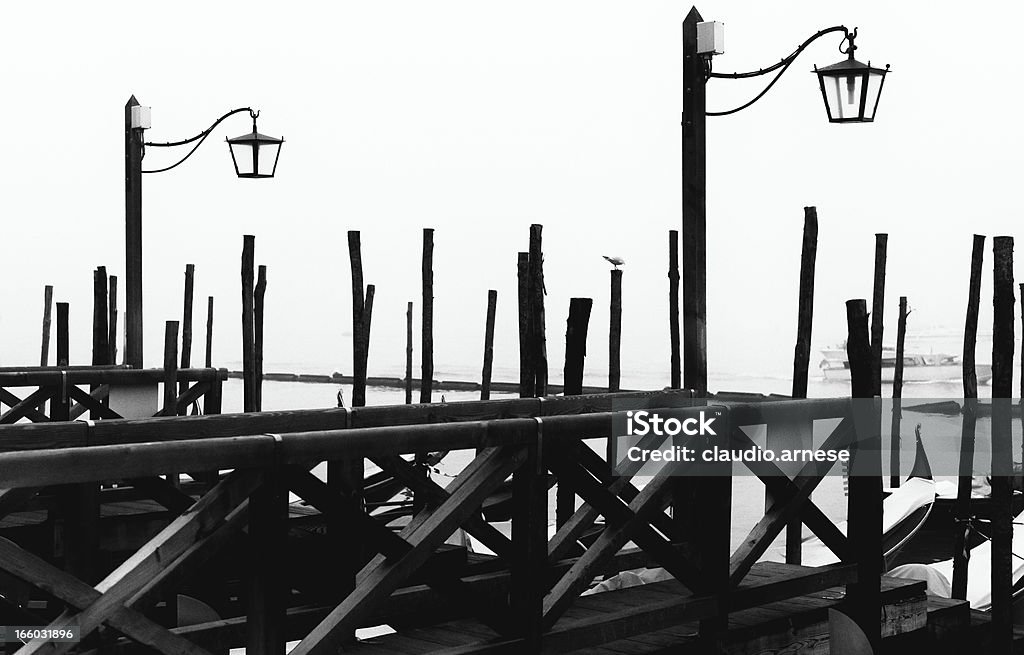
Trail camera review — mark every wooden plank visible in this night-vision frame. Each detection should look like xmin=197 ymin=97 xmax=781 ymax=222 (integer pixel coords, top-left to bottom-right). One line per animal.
xmin=291 ymin=446 xmax=525 ymax=655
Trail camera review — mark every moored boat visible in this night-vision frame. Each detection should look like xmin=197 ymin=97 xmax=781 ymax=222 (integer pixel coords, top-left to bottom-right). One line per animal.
xmin=819 ymin=344 xmax=992 ymax=385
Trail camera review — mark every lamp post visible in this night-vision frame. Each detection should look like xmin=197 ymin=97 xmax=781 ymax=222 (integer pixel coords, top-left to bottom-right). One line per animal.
xmin=681 ymin=8 xmax=889 ymax=396
xmin=123 ymin=97 xmax=283 ymax=368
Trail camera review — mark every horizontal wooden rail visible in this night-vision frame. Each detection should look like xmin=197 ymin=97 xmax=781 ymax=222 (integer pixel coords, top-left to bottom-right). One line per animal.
xmin=0 ymin=366 xmax=227 ymax=387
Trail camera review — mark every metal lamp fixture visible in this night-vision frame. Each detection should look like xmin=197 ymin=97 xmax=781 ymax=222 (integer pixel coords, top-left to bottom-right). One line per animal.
xmin=813 ymin=30 xmax=890 ymax=123
xmin=226 ymin=111 xmax=285 ymax=179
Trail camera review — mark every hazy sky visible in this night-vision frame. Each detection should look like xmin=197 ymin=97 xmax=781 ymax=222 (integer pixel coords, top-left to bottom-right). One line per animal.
xmin=2 ymin=1 xmax=1021 ymax=389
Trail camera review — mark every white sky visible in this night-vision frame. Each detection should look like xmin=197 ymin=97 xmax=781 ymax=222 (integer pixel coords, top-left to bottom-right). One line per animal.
xmin=1 ymin=1 xmax=1021 ymax=387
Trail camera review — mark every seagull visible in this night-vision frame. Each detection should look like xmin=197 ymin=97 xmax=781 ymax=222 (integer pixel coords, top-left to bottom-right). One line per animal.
xmin=603 ymin=255 xmax=625 ymax=269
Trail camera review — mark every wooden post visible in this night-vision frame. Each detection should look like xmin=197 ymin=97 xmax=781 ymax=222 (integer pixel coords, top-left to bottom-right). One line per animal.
xmin=609 ymin=269 xmax=622 ymax=392
xmin=56 ymin=302 xmax=69 ymax=366
xmin=205 ymin=296 xmax=214 ymax=368
xmin=560 ymin=298 xmax=592 ymax=528
xmin=668 ymin=230 xmax=681 ymax=389
xmin=991 ymin=236 xmax=1015 ymax=654
xmin=953 ymin=235 xmax=985 ymax=600
xmin=1020 ymin=281 xmax=1024 ymax=470
xmin=421 ymin=228 xmax=434 ymax=404
xmin=776 ymin=207 xmax=817 ymax=564
xmin=890 ymin=296 xmax=909 ymax=488
xmin=180 ymin=265 xmax=195 ymax=394
xmin=241 ymin=235 xmax=256 ymax=412
xmin=518 ymin=252 xmax=533 ymax=397
xmin=528 ymin=225 xmax=547 ymax=396
xmin=125 ymin=95 xmax=144 ymax=369
xmin=405 ymin=301 xmax=413 ymax=404
xmin=348 ymin=231 xmax=368 ymax=408
xmin=845 ymin=298 xmax=882 ymax=650
xmin=681 ymin=7 xmax=707 ymax=397
xmin=163 ymin=321 xmax=179 ymax=416
xmin=40 ymin=285 xmax=53 ymax=366
xmin=511 ymin=425 xmax=546 ymax=650
xmin=248 ymin=463 xmax=287 ymax=655
xmin=481 ymin=290 xmax=497 ymax=400
xmin=870 ymin=234 xmax=888 ymax=396
xmin=254 ymin=265 xmax=267 ymax=412
xmin=92 ymin=267 xmax=109 ymax=365
xmin=108 ymin=276 xmax=118 ymax=366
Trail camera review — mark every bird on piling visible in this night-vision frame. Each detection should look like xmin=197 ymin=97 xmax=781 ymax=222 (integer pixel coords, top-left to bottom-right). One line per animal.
xmin=603 ymin=255 xmax=625 ymax=270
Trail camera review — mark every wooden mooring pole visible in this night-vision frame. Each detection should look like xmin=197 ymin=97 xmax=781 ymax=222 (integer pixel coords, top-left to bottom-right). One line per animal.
xmin=845 ymin=298 xmax=882 ymax=650
xmin=481 ymin=290 xmax=497 ymax=401
xmin=953 ymin=234 xmax=984 ymax=600
xmin=205 ymin=295 xmax=214 ymax=368
xmin=108 ymin=276 xmax=118 ymax=366
xmin=560 ymin=297 xmax=593 ymax=528
xmin=40 ymin=284 xmax=53 ymax=366
xmin=668 ymin=230 xmax=681 ymax=389
xmin=528 ymin=225 xmax=547 ymax=396
xmin=870 ymin=234 xmax=887 ymax=395
xmin=609 ymin=269 xmax=621 ymax=392
xmin=518 ymin=252 xmax=533 ymax=397
xmin=180 ymin=264 xmax=195 ymax=401
xmin=348 ymin=232 xmax=372 ymax=409
xmin=890 ymin=296 xmax=909 ymax=488
xmin=56 ymin=302 xmax=69 ymax=366
xmin=255 ymin=264 xmax=267 ymax=412
xmin=991 ymin=236 xmax=1015 ymax=653
xmin=92 ymin=267 xmax=109 ymax=366
xmin=241 ymin=235 xmax=256 ymax=412
xmin=406 ymin=301 xmax=414 ymax=404
xmin=421 ymin=228 xmax=434 ymax=404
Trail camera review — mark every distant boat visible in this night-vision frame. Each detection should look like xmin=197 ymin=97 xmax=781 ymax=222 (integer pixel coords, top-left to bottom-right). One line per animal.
xmin=819 ymin=344 xmax=992 ymax=385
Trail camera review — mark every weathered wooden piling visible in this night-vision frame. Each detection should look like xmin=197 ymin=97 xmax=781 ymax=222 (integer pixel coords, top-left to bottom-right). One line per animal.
xmin=953 ymin=234 xmax=985 ymax=600
xmin=890 ymin=296 xmax=908 ymax=488
xmin=205 ymin=296 xmax=214 ymax=368
xmin=108 ymin=276 xmax=118 ymax=366
xmin=560 ymin=297 xmax=593 ymax=528
xmin=528 ymin=225 xmax=547 ymax=396
xmin=421 ymin=228 xmax=434 ymax=404
xmin=348 ymin=232 xmax=373 ymax=409
xmin=792 ymin=208 xmax=817 ymax=399
xmin=163 ymin=321 xmax=179 ymax=416
xmin=518 ymin=252 xmax=533 ymax=397
xmin=179 ymin=264 xmax=195 ymax=406
xmin=40 ymin=285 xmax=53 ymax=366
xmin=56 ymin=302 xmax=69 ymax=366
xmin=609 ymin=270 xmax=622 ymax=392
xmin=845 ymin=298 xmax=882 ymax=650
xmin=241 ymin=235 xmax=256 ymax=413
xmin=668 ymin=230 xmax=681 ymax=389
xmin=255 ymin=264 xmax=267 ymax=412
xmin=92 ymin=267 xmax=109 ymax=366
xmin=1020 ymin=281 xmax=1024 ymax=468
xmin=481 ymin=290 xmax=497 ymax=401
xmin=991 ymin=236 xmax=1014 ymax=653
xmin=870 ymin=234 xmax=888 ymax=395
xmin=406 ymin=301 xmax=414 ymax=404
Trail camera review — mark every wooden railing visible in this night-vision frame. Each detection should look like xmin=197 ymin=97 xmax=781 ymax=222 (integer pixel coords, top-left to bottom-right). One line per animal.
xmin=0 ymin=391 xmax=879 ymax=654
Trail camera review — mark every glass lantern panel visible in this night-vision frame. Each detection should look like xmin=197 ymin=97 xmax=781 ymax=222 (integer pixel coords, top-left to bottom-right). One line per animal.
xmin=255 ymin=142 xmax=281 ymax=177
xmin=825 ymin=72 xmax=865 ymax=121
xmin=230 ymin=142 xmax=256 ymax=177
xmin=863 ymin=70 xmax=885 ymax=120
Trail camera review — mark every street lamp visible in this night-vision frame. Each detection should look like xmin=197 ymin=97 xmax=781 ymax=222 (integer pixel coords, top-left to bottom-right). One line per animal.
xmin=123 ymin=97 xmax=284 ymax=368
xmin=679 ymin=9 xmax=889 ymax=395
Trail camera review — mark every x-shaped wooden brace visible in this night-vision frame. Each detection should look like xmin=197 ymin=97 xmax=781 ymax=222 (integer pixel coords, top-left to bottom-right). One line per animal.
xmin=542 ymin=439 xmax=704 ymax=631
xmin=728 ymin=417 xmax=856 ymax=586
xmin=0 ymin=387 xmax=53 ymax=424
xmin=291 ymin=446 xmax=526 ymax=655
xmin=10 ymin=469 xmax=260 ymax=655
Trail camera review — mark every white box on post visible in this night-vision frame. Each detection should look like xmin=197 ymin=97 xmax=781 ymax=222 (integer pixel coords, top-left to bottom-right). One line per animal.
xmin=696 ymin=21 xmax=724 ymax=56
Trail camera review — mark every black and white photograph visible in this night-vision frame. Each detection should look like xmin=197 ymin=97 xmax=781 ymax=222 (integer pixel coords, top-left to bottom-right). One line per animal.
xmin=0 ymin=1 xmax=1020 ymax=653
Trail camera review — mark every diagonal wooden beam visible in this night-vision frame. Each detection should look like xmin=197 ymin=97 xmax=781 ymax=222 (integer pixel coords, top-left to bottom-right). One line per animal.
xmin=0 ymin=387 xmax=54 ymax=424
xmin=125 ymin=476 xmax=199 ymax=514
xmin=729 ymin=426 xmax=849 ymax=561
xmin=542 ymin=449 xmax=703 ymax=629
xmin=68 ymin=385 xmax=122 ymax=420
xmin=0 ymin=388 xmax=48 ymax=422
xmin=373 ymin=453 xmax=515 ymax=561
xmin=0 ymin=486 xmax=40 ymax=520
xmin=175 ymin=381 xmax=211 ymax=415
xmin=548 ymin=430 xmax=668 ymax=561
xmin=291 ymin=446 xmax=525 ymax=655
xmin=0 ymin=538 xmax=210 ymax=655
xmin=18 ymin=469 xmax=262 ymax=655
xmin=729 ymin=417 xmax=856 ymax=586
